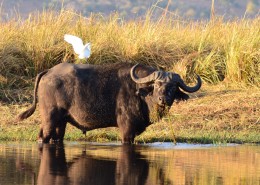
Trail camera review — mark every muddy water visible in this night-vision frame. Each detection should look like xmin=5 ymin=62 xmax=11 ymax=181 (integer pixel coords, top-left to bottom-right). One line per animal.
xmin=0 ymin=142 xmax=259 ymax=185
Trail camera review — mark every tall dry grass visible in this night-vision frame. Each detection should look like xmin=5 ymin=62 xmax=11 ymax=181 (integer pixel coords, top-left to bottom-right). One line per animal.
xmin=0 ymin=9 xmax=259 ymax=101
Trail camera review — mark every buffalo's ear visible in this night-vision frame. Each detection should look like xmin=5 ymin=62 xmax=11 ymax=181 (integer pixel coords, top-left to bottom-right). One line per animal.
xmin=174 ymin=88 xmax=189 ymax=102
xmin=136 ymin=85 xmax=153 ymax=97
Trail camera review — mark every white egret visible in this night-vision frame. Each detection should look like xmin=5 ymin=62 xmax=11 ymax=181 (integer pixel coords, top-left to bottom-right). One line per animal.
xmin=64 ymin=34 xmax=91 ymax=59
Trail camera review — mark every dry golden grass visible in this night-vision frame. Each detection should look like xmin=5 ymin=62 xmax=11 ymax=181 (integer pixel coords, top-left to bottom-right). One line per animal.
xmin=138 ymin=85 xmax=260 ymax=143
xmin=0 ymin=10 xmax=259 ymax=94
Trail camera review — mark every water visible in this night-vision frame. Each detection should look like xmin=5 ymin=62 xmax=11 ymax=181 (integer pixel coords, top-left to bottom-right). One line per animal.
xmin=0 ymin=142 xmax=259 ymax=185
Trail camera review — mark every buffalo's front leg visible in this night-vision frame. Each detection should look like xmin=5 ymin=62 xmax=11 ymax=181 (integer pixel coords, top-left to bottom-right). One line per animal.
xmin=121 ymin=129 xmax=135 ymax=144
xmin=117 ymin=114 xmax=136 ymax=144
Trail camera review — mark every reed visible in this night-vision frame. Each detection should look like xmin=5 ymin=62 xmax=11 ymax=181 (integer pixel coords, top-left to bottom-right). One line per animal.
xmin=0 ymin=9 xmax=259 ymax=99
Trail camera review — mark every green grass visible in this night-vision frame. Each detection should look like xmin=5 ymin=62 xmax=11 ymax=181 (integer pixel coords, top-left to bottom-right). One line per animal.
xmin=0 ymin=9 xmax=259 ymax=143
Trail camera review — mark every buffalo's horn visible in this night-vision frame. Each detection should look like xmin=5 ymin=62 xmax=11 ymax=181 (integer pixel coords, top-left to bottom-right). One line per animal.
xmin=130 ymin=63 xmax=162 ymax=84
xmin=177 ymin=74 xmax=202 ymax=93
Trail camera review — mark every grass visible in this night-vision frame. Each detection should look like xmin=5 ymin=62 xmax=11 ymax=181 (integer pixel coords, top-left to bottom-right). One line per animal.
xmin=0 ymin=9 xmax=259 ymax=143
xmin=136 ymin=85 xmax=260 ymax=144
xmin=1 ymin=85 xmax=259 ymax=144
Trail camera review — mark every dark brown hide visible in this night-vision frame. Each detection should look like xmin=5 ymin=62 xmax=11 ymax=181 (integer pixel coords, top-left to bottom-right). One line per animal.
xmin=17 ymin=62 xmax=201 ymax=143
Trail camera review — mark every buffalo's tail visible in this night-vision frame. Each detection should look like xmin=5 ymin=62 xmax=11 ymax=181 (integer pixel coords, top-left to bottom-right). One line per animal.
xmin=17 ymin=70 xmax=48 ymax=121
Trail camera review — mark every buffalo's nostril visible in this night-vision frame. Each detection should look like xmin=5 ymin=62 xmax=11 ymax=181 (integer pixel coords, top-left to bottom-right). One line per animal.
xmin=158 ymin=97 xmax=165 ymax=104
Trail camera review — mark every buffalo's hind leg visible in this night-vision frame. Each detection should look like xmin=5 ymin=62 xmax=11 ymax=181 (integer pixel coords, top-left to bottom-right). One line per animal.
xmin=39 ymin=123 xmax=67 ymax=143
xmin=54 ymin=122 xmax=67 ymax=143
xmin=38 ymin=120 xmax=54 ymax=143
xmin=39 ymin=108 xmax=67 ymax=143
xmin=38 ymin=128 xmax=43 ymax=143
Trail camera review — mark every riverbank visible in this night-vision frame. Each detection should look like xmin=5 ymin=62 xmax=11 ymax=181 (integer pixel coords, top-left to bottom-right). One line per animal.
xmin=1 ymin=85 xmax=259 ymax=144
xmin=0 ymin=9 xmax=259 ymax=144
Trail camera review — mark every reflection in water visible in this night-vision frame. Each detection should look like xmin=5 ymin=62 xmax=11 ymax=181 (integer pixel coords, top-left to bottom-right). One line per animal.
xmin=37 ymin=144 xmax=149 ymax=185
xmin=16 ymin=158 xmax=36 ymax=185
xmin=0 ymin=142 xmax=259 ymax=185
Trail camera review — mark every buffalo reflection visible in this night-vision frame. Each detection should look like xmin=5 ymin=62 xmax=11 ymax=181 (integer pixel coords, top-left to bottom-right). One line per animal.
xmin=37 ymin=144 xmax=149 ymax=185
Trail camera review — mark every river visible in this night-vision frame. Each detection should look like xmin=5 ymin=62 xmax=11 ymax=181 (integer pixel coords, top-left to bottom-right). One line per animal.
xmin=0 ymin=142 xmax=259 ymax=185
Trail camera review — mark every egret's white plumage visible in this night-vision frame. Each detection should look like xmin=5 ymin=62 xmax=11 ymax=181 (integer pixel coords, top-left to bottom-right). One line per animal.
xmin=64 ymin=34 xmax=91 ymax=59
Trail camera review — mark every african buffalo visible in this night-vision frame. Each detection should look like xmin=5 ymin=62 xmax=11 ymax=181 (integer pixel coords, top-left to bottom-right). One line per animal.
xmin=17 ymin=62 xmax=201 ymax=143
